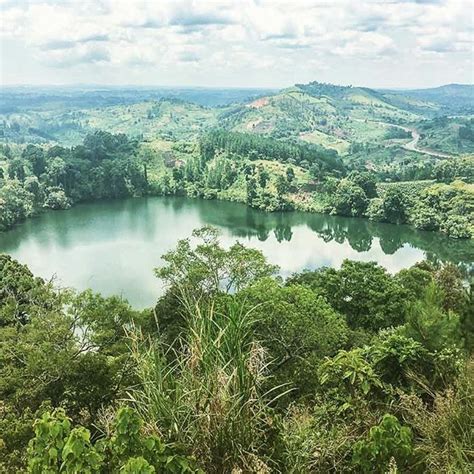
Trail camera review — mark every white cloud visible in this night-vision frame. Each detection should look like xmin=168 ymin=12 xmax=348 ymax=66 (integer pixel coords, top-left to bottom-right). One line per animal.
xmin=0 ymin=0 xmax=472 ymax=87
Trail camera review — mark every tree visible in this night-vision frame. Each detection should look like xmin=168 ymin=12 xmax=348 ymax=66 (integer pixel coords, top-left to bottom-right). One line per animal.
xmin=43 ymin=187 xmax=70 ymax=210
xmin=347 ymin=171 xmax=377 ymax=198
xmin=155 ymin=226 xmax=278 ymax=301
xmin=258 ymin=166 xmax=270 ymax=188
xmin=331 ymin=180 xmax=368 ymax=217
xmin=286 ymin=166 xmax=295 ymax=184
xmin=276 ymin=175 xmax=289 ymax=197
xmin=352 ymin=414 xmax=413 ymax=473
xmin=22 ymin=145 xmax=46 ymax=178
xmin=8 ymin=158 xmax=26 ymax=181
xmin=404 ymin=284 xmax=462 ymax=353
xmin=45 ymin=156 xmax=67 ymax=188
xmin=246 ymin=175 xmax=258 ymax=206
xmin=382 ymin=187 xmax=409 ymax=224
xmin=290 ymin=260 xmax=408 ymax=331
xmin=0 ymin=181 xmax=34 ymax=230
xmin=239 ymin=279 xmax=349 ymax=396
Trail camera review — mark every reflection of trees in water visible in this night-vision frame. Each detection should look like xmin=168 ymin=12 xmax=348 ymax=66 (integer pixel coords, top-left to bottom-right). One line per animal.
xmin=194 ymin=197 xmax=474 ymax=266
xmin=2 ymin=196 xmax=472 ymax=273
xmin=274 ymin=224 xmax=293 ymax=243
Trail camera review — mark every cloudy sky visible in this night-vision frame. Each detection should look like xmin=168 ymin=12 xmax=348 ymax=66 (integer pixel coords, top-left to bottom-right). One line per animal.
xmin=1 ymin=0 xmax=473 ymax=89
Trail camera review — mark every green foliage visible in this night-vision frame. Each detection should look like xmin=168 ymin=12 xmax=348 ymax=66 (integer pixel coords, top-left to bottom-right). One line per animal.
xmin=319 ymin=349 xmax=384 ymax=410
xmin=434 ymin=157 xmax=474 ymax=184
xmin=238 ymin=278 xmax=349 ymax=396
xmin=331 ymin=179 xmax=368 ymax=217
xmin=290 ymin=260 xmax=408 ymax=331
xmin=0 ymin=234 xmax=471 ymax=473
xmin=27 ymin=409 xmax=103 ymax=473
xmin=367 ymin=330 xmax=430 ymax=389
xmin=381 ymin=186 xmax=409 ymax=224
xmin=0 ymin=180 xmax=34 ymax=230
xmin=128 ymin=300 xmax=275 ymax=473
xmin=0 ymin=131 xmax=146 ymax=231
xmin=43 ymin=187 xmax=71 ymax=210
xmin=200 ymin=128 xmax=344 ymax=173
xmin=404 ymin=284 xmax=462 ymax=353
xmin=26 ymin=407 xmax=198 ymax=473
xmin=120 ymin=457 xmax=155 ymax=473
xmin=155 ymin=226 xmax=278 ymax=299
xmin=352 ymin=414 xmax=413 ymax=473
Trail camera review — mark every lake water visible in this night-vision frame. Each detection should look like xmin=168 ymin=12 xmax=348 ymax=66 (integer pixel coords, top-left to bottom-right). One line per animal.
xmin=1 ymin=196 xmax=473 ymax=308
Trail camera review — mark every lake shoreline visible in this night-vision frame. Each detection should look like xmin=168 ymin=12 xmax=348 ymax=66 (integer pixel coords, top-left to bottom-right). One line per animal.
xmin=3 ymin=189 xmax=473 ymax=242
xmin=1 ymin=195 xmax=472 ymax=308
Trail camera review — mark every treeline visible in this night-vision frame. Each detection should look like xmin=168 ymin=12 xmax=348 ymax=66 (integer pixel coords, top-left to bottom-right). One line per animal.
xmin=155 ymin=149 xmax=299 ymax=212
xmin=2 ymin=128 xmax=472 ymax=239
xmin=200 ymin=129 xmax=345 ymax=173
xmin=0 ymin=228 xmax=472 ymax=472
xmin=312 ymin=166 xmax=474 ymax=239
xmin=0 ymin=131 xmax=147 ymax=230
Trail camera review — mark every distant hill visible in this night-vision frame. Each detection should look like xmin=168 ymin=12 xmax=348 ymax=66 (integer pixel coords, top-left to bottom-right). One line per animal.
xmin=380 ymin=84 xmax=474 ymax=115
xmin=217 ymin=80 xmax=474 ymax=157
xmin=217 ymin=81 xmax=421 ymax=151
xmin=1 ymin=81 xmax=472 ymax=156
xmin=0 ymin=86 xmax=277 ymax=113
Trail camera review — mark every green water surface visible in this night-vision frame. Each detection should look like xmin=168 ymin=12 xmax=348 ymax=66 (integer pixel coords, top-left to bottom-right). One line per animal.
xmin=1 ymin=197 xmax=472 ymax=307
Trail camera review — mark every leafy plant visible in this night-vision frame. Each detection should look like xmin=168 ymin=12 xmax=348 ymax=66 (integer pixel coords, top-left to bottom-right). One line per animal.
xmin=26 ymin=407 xmax=199 ymax=473
xmin=352 ymin=414 xmax=413 ymax=473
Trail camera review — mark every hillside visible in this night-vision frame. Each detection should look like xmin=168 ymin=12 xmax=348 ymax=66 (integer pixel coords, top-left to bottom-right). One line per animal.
xmin=218 ymin=81 xmax=474 ymax=160
xmin=382 ymin=84 xmax=474 ymax=115
xmin=0 ymin=98 xmax=219 ymax=145
xmin=217 ymin=82 xmax=424 ymax=159
xmin=1 ymin=81 xmax=472 ymax=159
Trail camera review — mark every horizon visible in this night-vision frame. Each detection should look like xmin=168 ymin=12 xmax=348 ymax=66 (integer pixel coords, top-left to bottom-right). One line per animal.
xmin=2 ymin=81 xmax=473 ymax=92
xmin=1 ymin=0 xmax=473 ymax=89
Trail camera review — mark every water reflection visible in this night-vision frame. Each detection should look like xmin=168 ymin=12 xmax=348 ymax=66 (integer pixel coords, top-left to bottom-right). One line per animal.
xmin=0 ymin=196 xmax=472 ymax=308
xmin=190 ymin=198 xmax=474 ymax=265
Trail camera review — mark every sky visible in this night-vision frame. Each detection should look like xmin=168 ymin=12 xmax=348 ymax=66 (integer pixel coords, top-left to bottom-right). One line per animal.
xmin=0 ymin=0 xmax=473 ymax=89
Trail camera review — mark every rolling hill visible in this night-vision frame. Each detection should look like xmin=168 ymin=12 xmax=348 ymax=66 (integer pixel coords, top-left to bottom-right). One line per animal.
xmin=1 ymin=81 xmax=472 ymax=158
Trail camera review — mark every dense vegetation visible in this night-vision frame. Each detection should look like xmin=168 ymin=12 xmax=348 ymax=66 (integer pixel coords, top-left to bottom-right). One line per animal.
xmin=1 ymin=228 xmax=472 ymax=472
xmin=0 ymin=132 xmax=147 ymax=230
xmin=1 ymin=124 xmax=473 ymax=238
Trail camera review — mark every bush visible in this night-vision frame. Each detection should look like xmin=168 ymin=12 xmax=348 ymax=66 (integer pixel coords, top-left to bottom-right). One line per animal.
xmin=352 ymin=414 xmax=413 ymax=473
xmin=26 ymin=407 xmax=199 ymax=473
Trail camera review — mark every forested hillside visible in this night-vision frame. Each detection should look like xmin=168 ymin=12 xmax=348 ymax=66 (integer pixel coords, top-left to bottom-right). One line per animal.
xmin=1 ymin=124 xmax=473 ymax=238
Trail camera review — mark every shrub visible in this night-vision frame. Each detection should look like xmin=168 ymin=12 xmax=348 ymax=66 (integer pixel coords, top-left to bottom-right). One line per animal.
xmin=352 ymin=414 xmax=413 ymax=473
xmin=26 ymin=407 xmax=198 ymax=473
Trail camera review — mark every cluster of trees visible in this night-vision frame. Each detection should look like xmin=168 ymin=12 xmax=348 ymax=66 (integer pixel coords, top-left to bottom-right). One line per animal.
xmin=1 ymin=126 xmax=472 ymax=240
xmin=0 ymin=131 xmax=147 ymax=230
xmin=318 ymin=170 xmax=473 ymax=239
xmin=1 ymin=228 xmax=472 ymax=472
xmin=200 ymin=129 xmax=344 ymax=173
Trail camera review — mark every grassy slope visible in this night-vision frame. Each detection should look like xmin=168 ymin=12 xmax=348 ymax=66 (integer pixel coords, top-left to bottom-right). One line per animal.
xmin=415 ymin=117 xmax=474 ymax=155
xmin=0 ymin=99 xmax=220 ymax=145
xmin=218 ymin=83 xmax=423 ymax=157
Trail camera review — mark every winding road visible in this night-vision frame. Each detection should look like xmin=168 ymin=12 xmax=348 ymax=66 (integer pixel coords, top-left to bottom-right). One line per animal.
xmin=374 ymin=121 xmax=453 ymax=159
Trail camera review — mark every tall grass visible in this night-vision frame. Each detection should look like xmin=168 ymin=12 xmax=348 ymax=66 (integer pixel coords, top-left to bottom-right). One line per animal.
xmin=127 ymin=296 xmax=285 ymax=472
xmin=400 ymin=358 xmax=474 ymax=473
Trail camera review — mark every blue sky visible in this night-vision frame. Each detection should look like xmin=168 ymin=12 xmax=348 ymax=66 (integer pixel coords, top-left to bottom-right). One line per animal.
xmin=1 ymin=0 xmax=472 ymax=88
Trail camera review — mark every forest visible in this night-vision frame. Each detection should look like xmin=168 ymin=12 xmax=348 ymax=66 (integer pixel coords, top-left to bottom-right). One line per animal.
xmin=0 ymin=227 xmax=472 ymax=472
xmin=1 ymin=125 xmax=472 ymax=238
